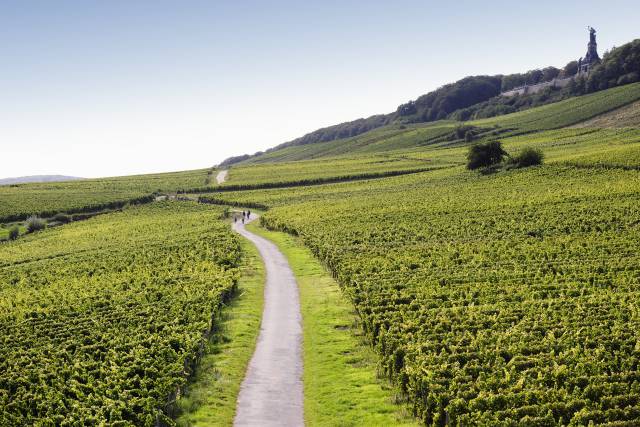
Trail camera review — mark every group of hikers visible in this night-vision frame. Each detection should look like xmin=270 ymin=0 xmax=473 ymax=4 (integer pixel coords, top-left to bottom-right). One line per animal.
xmin=233 ymin=210 xmax=252 ymax=224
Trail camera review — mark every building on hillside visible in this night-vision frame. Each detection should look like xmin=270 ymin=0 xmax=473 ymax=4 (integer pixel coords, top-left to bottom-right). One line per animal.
xmin=502 ymin=27 xmax=601 ymax=97
xmin=578 ymin=26 xmax=601 ymax=75
xmin=500 ymin=77 xmax=573 ymax=97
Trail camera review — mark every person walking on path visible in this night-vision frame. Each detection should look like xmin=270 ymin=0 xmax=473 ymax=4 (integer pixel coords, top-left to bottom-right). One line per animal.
xmin=247 ymin=210 xmax=251 ymax=219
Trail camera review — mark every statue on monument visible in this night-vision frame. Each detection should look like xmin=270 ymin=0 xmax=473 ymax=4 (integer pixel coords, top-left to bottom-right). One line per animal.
xmin=581 ymin=26 xmax=600 ymax=72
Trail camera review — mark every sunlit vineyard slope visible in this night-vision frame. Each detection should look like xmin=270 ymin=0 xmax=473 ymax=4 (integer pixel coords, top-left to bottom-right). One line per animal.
xmin=0 ymin=203 xmax=240 ymax=425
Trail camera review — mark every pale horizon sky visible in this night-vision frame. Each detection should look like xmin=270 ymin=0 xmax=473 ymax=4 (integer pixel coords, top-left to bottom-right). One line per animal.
xmin=1 ymin=1 xmax=639 ymax=178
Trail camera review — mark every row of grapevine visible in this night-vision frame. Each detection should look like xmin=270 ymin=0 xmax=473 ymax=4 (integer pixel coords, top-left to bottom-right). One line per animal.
xmin=220 ymin=154 xmax=447 ymax=188
xmin=0 ymin=202 xmax=240 ymax=426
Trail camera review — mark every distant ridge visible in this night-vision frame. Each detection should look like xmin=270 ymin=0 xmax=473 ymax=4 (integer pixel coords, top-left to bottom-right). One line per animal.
xmin=0 ymin=175 xmax=83 ymax=186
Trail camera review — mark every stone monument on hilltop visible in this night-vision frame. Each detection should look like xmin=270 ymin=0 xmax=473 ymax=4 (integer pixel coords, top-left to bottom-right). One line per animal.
xmin=578 ymin=26 xmax=600 ymax=74
xmin=501 ymin=27 xmax=603 ymax=97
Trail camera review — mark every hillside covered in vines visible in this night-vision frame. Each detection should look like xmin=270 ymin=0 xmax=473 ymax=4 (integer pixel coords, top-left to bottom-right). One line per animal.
xmin=0 ymin=203 xmax=240 ymax=425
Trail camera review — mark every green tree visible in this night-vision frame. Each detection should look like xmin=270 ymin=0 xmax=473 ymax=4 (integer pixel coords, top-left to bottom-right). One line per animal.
xmin=561 ymin=60 xmax=578 ymax=77
xmin=466 ymin=141 xmax=507 ymax=170
xmin=542 ymin=66 xmax=561 ymax=81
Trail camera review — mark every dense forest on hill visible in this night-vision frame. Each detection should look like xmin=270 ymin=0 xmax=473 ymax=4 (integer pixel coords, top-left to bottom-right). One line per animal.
xmin=222 ymin=38 xmax=640 ymax=166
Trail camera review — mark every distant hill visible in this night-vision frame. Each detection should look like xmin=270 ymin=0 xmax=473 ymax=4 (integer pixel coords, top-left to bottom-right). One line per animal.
xmin=223 ymin=82 xmax=640 ymax=165
xmin=222 ymin=38 xmax=640 ymax=166
xmin=0 ymin=175 xmax=83 ymax=186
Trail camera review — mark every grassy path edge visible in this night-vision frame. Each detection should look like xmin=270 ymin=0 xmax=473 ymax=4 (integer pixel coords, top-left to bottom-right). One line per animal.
xmin=247 ymin=222 xmax=418 ymax=427
xmin=175 ymin=237 xmax=265 ymax=426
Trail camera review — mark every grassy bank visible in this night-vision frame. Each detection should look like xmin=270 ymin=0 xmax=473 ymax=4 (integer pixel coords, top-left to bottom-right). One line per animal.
xmin=175 ymin=237 xmax=265 ymax=426
xmin=247 ymin=222 xmax=417 ymax=427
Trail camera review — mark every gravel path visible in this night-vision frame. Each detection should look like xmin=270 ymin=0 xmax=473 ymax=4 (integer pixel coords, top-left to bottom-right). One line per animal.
xmin=232 ymin=214 xmax=304 ymax=427
xmin=216 ymin=170 xmax=228 ymax=184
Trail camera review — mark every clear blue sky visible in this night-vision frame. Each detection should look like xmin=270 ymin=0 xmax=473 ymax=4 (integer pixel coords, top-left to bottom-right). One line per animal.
xmin=1 ymin=1 xmax=638 ymax=178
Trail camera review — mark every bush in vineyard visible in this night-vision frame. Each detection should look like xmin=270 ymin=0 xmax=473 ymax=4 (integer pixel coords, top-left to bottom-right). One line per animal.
xmin=509 ymin=147 xmax=544 ymax=168
xmin=466 ymin=141 xmax=507 ymax=169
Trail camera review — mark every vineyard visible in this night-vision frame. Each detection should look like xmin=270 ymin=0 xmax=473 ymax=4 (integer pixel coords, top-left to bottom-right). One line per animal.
xmin=2 ymin=70 xmax=640 ymax=426
xmin=499 ymin=128 xmax=640 ymax=167
xmin=572 ymin=100 xmax=640 ymax=128
xmin=0 ymin=168 xmax=211 ymax=222
xmin=246 ymin=122 xmax=458 ymax=164
xmin=211 ymin=161 xmax=640 ymax=425
xmin=191 ymin=93 xmax=640 ymax=424
xmin=473 ymin=82 xmax=640 ymax=132
xmin=213 ymin=155 xmax=452 ymax=192
xmin=202 ymin=125 xmax=640 ymax=209
xmin=0 ymin=203 xmax=240 ymax=426
xmin=567 ymin=144 xmax=640 ymax=170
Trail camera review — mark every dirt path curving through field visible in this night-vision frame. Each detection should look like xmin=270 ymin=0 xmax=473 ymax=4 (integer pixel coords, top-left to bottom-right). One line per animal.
xmin=232 ymin=213 xmax=304 ymax=427
xmin=216 ymin=170 xmax=228 ymax=184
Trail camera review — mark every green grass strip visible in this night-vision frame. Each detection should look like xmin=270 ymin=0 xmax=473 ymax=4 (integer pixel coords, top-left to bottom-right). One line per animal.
xmin=247 ymin=222 xmax=417 ymax=427
xmin=175 ymin=237 xmax=265 ymax=427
